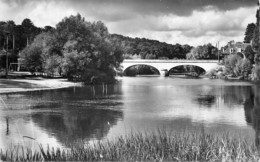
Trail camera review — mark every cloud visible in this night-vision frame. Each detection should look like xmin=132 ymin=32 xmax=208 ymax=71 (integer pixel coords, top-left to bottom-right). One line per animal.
xmin=0 ymin=0 xmax=257 ymax=46
xmin=63 ymin=0 xmax=257 ymax=17
xmin=0 ymin=0 xmax=77 ymax=27
xmin=106 ymin=5 xmax=256 ymax=46
xmin=1 ymin=0 xmax=257 ymax=20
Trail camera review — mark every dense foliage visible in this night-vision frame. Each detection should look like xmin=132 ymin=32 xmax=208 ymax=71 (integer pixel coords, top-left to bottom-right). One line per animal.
xmin=111 ymin=34 xmax=193 ymax=60
xmin=186 ymin=43 xmax=218 ymax=60
xmin=237 ymin=4 xmax=260 ymax=80
xmin=244 ymin=23 xmax=256 ymax=43
xmin=20 ymin=14 xmax=124 ymax=83
xmin=224 ymin=54 xmax=252 ymax=79
xmin=0 ymin=19 xmax=49 ymax=69
xmin=252 ymin=9 xmax=260 ymax=51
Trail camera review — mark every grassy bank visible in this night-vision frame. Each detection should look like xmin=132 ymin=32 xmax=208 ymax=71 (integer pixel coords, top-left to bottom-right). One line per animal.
xmin=1 ymin=132 xmax=260 ymax=161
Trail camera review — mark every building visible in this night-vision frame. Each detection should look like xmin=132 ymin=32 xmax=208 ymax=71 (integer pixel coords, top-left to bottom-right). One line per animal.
xmin=221 ymin=40 xmax=250 ymax=55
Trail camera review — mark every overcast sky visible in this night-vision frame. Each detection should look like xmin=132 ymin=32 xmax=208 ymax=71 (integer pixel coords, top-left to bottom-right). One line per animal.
xmin=0 ymin=0 xmax=258 ymax=46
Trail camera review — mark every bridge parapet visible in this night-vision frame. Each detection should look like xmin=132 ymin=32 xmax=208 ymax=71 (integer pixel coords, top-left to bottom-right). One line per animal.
xmin=123 ymin=59 xmax=219 ymax=63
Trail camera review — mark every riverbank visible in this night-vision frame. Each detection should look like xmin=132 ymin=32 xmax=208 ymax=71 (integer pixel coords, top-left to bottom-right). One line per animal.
xmin=0 ymin=78 xmax=82 ymax=94
xmin=1 ymin=132 xmax=259 ymax=161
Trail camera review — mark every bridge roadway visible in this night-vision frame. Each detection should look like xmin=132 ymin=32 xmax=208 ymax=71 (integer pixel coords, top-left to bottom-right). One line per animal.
xmin=121 ymin=59 xmax=220 ymax=77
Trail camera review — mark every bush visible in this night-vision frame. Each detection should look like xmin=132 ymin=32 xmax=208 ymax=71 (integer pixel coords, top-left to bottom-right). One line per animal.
xmin=252 ymin=65 xmax=260 ymax=80
xmin=234 ymin=58 xmax=252 ymax=80
xmin=224 ymin=54 xmax=242 ymax=76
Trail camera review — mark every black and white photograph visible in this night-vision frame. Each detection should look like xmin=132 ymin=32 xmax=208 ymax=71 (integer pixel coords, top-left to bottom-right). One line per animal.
xmin=0 ymin=0 xmax=260 ymax=161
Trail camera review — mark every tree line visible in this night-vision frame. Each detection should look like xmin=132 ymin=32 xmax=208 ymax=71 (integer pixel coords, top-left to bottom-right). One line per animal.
xmin=1 ymin=14 xmax=124 ymax=83
xmin=0 ymin=19 xmax=54 ymax=69
xmin=0 ymin=13 xmax=223 ymax=82
xmin=111 ymin=34 xmax=219 ymax=60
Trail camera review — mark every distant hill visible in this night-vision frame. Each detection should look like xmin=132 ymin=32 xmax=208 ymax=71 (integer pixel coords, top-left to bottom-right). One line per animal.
xmin=111 ymin=34 xmax=193 ymax=59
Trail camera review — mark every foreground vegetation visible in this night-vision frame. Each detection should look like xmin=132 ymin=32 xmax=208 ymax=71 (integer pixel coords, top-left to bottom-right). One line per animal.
xmin=1 ymin=132 xmax=260 ymax=161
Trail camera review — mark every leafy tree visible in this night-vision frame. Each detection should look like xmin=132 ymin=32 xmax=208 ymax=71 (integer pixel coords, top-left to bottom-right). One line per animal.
xmin=244 ymin=45 xmax=255 ymax=64
xmin=20 ymin=45 xmax=43 ymax=73
xmin=252 ymin=26 xmax=259 ymax=51
xmin=244 ymin=23 xmax=256 ymax=43
xmin=234 ymin=58 xmax=252 ymax=79
xmin=20 ymin=30 xmax=62 ymax=75
xmin=57 ymin=14 xmax=123 ymax=83
xmin=252 ymin=9 xmax=260 ymax=51
xmin=252 ymin=65 xmax=260 ymax=80
xmin=224 ymin=54 xmax=242 ymax=76
xmin=43 ymin=26 xmax=55 ymax=32
xmin=255 ymin=54 xmax=260 ymax=65
xmin=21 ymin=18 xmax=40 ymax=46
xmin=44 ymin=55 xmax=63 ymax=77
xmin=186 ymin=44 xmax=217 ymax=60
xmin=182 ymin=44 xmax=193 ymax=55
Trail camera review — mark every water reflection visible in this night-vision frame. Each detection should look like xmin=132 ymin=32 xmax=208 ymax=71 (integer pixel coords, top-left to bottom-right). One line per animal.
xmin=195 ymin=95 xmax=215 ymax=107
xmin=0 ymin=84 xmax=123 ymax=148
xmin=2 ymin=78 xmax=260 ymax=150
xmin=243 ymin=86 xmax=260 ymax=148
xmin=31 ymin=109 xmax=123 ymax=146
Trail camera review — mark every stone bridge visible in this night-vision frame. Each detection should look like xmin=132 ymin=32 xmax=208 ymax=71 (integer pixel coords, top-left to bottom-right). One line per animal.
xmin=121 ymin=59 xmax=220 ymax=76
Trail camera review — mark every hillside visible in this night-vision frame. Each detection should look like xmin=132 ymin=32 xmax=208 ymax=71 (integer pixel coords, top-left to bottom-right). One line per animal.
xmin=111 ymin=34 xmax=193 ymax=59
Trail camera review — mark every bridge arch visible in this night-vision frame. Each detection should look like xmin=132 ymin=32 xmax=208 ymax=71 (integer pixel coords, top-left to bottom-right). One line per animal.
xmin=123 ymin=64 xmax=160 ymax=76
xmin=168 ymin=64 xmax=206 ymax=75
xmin=121 ymin=59 xmax=219 ymax=77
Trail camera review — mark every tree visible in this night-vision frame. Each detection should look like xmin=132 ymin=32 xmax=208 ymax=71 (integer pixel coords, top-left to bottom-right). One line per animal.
xmin=224 ymin=54 xmax=242 ymax=76
xmin=252 ymin=9 xmax=260 ymax=51
xmin=182 ymin=44 xmax=193 ymax=55
xmin=244 ymin=45 xmax=255 ymax=64
xmin=244 ymin=23 xmax=256 ymax=43
xmin=20 ymin=31 xmax=62 ymax=75
xmin=110 ymin=34 xmax=192 ymax=60
xmin=43 ymin=26 xmax=55 ymax=32
xmin=234 ymin=58 xmax=252 ymax=79
xmin=21 ymin=18 xmax=40 ymax=46
xmin=20 ymin=45 xmax=43 ymax=73
xmin=252 ymin=65 xmax=260 ymax=80
xmin=57 ymin=14 xmax=123 ymax=83
xmin=186 ymin=44 xmax=218 ymax=60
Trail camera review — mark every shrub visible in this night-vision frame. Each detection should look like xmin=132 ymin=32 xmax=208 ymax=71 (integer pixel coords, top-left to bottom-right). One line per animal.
xmin=252 ymin=65 xmax=260 ymax=80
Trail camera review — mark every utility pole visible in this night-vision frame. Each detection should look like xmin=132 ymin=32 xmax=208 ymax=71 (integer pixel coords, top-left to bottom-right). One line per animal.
xmin=5 ymin=32 xmax=9 ymax=78
xmin=218 ymin=41 xmax=220 ymax=63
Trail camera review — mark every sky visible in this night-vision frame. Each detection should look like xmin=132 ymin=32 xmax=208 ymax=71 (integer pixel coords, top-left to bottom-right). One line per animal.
xmin=0 ymin=0 xmax=258 ymax=46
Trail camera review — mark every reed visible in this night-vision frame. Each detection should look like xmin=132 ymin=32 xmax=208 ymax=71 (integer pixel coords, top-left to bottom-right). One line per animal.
xmin=1 ymin=131 xmax=260 ymax=161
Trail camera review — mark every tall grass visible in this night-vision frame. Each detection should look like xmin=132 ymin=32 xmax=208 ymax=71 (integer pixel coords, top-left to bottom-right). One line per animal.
xmin=1 ymin=132 xmax=260 ymax=161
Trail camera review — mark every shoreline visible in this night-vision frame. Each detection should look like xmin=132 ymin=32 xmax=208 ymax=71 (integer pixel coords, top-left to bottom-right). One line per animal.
xmin=0 ymin=78 xmax=82 ymax=94
xmin=0 ymin=76 xmax=258 ymax=94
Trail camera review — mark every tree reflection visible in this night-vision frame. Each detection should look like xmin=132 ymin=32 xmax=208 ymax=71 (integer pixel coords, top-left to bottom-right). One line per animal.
xmin=195 ymin=95 xmax=215 ymax=107
xmin=243 ymin=86 xmax=260 ymax=149
xmin=31 ymin=108 xmax=123 ymax=147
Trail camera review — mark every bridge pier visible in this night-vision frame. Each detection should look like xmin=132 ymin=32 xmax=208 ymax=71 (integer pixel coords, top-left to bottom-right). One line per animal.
xmin=160 ymin=69 xmax=169 ymax=77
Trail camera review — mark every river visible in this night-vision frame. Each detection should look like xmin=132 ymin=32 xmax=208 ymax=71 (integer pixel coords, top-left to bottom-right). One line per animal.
xmin=0 ymin=77 xmax=260 ymax=150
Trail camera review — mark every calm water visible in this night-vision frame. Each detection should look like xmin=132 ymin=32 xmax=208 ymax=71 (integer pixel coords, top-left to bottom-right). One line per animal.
xmin=1 ymin=77 xmax=260 ymax=150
